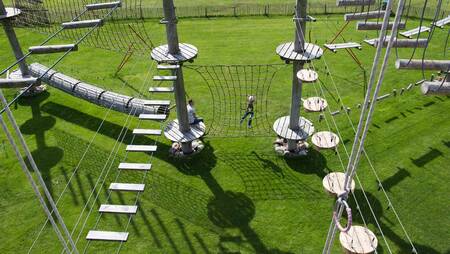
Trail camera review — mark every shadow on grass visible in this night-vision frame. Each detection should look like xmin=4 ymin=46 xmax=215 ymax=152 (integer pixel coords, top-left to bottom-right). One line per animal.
xmin=222 ymin=151 xmax=324 ymax=201
xmin=18 ymin=92 xmax=63 ymax=199
xmin=379 ymin=167 xmax=411 ymax=192
xmin=349 ymin=189 xmax=440 ymax=253
xmin=411 ymin=147 xmax=443 ymax=167
xmin=169 ymin=143 xmax=294 ymax=253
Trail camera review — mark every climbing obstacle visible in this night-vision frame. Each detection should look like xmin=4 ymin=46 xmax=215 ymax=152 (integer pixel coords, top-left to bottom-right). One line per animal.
xmin=28 ymin=63 xmax=167 ymax=116
xmin=151 ymin=43 xmax=198 ymax=64
xmin=303 ymin=97 xmax=328 ymax=112
xmin=324 ymin=42 xmax=362 ymax=52
xmin=373 ymin=38 xmax=428 ymax=48
xmin=432 ymin=15 xmax=450 ymax=28
xmin=357 ymin=22 xmax=405 ymax=30
xmin=118 ymin=163 xmax=152 ymax=171
xmin=395 ymin=59 xmax=450 ymax=70
xmin=344 ymin=11 xmax=385 ymax=21
xmin=132 ymin=129 xmax=162 ymax=136
xmin=400 ymin=26 xmax=430 ymax=38
xmin=29 ymin=44 xmax=78 ymax=54
xmin=85 ymin=1 xmax=122 ymax=11
xmin=322 ymin=172 xmax=355 ymax=196
xmin=276 ymin=42 xmax=323 ymax=62
xmin=312 ymin=131 xmax=340 ymax=149
xmin=273 ymin=116 xmax=315 ymax=141
xmin=109 ymin=183 xmax=145 ymax=192
xmin=164 ymin=120 xmax=206 ymax=143
xmin=99 ymin=205 xmax=138 ymax=215
xmin=339 ymin=226 xmax=378 ymax=254
xmin=0 ymin=77 xmax=37 ymax=88
xmin=0 ymin=6 xmax=20 ymax=19
xmin=297 ymin=69 xmax=319 ymax=82
xmin=86 ymin=231 xmax=129 ymax=242
xmin=337 ymin=0 xmax=375 ymax=7
xmin=421 ymin=81 xmax=450 ymax=95
xmin=62 ymin=19 xmax=104 ymax=29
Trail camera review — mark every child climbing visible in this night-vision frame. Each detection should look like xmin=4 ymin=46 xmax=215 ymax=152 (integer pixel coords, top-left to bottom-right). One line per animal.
xmin=240 ymin=95 xmax=255 ymax=128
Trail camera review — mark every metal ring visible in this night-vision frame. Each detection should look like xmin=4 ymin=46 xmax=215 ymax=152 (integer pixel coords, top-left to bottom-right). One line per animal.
xmin=333 ymin=198 xmax=352 ymax=233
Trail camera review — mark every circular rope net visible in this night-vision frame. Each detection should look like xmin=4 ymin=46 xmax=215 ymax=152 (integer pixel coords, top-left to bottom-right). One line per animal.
xmin=187 ymin=64 xmax=283 ymax=137
xmin=12 ymin=0 xmax=154 ymax=53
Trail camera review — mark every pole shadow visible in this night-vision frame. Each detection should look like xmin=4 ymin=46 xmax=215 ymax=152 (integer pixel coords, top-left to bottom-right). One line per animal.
xmin=18 ymin=92 xmax=63 ymax=199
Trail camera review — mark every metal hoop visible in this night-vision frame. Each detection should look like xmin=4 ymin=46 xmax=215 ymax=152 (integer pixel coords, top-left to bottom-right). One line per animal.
xmin=333 ymin=198 xmax=353 ymax=233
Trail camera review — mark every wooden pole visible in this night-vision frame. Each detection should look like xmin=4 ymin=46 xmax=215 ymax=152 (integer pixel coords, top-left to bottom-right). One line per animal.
xmin=162 ymin=0 xmax=193 ymax=154
xmin=287 ymin=0 xmax=307 ymax=151
xmin=396 ymin=59 xmax=450 ymax=71
xmin=0 ymin=1 xmax=29 ymax=76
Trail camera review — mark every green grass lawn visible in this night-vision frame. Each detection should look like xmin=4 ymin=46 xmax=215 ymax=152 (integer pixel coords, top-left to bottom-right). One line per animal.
xmin=37 ymin=0 xmax=446 ymax=9
xmin=0 ymin=14 xmax=449 ymax=254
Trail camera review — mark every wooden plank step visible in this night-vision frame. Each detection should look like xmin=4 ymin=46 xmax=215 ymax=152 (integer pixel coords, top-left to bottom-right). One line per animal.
xmin=139 ymin=114 xmax=167 ymax=121
xmin=0 ymin=77 xmax=37 ymax=88
xmin=157 ymin=64 xmax=180 ymax=70
xmin=109 ymin=183 xmax=145 ymax=192
xmin=357 ymin=22 xmax=406 ymax=31
xmin=133 ymin=129 xmax=162 ymax=136
xmin=62 ymin=19 xmax=103 ymax=29
xmin=337 ymin=0 xmax=375 ymax=7
xmin=400 ymin=26 xmax=430 ymax=38
xmin=432 ymin=15 xmax=450 ymax=28
xmin=29 ymin=44 xmax=78 ymax=54
xmin=125 ymin=145 xmax=157 ymax=153
xmin=99 ymin=204 xmax=138 ymax=214
xmin=324 ymin=42 xmax=361 ymax=52
xmin=344 ymin=10 xmax=385 ymax=21
xmin=143 ymin=100 xmax=171 ymax=106
xmin=86 ymin=230 xmax=128 ymax=242
xmin=86 ymin=1 xmax=122 ymax=11
xmin=149 ymin=87 xmax=174 ymax=93
xmin=153 ymin=76 xmax=177 ymax=81
xmin=118 ymin=162 xmax=152 ymax=171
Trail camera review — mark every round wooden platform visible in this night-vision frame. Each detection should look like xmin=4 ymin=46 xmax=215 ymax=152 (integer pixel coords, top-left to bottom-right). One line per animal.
xmin=276 ymin=42 xmax=323 ymax=61
xmin=312 ymin=131 xmax=340 ymax=149
xmin=322 ymin=172 xmax=355 ymax=196
xmin=273 ymin=116 xmax=315 ymax=140
xmin=164 ymin=119 xmax=206 ymax=143
xmin=339 ymin=226 xmax=378 ymax=254
xmin=151 ymin=43 xmax=198 ymax=63
xmin=297 ymin=69 xmax=319 ymax=83
xmin=0 ymin=8 xmax=21 ymax=20
xmin=304 ymin=97 xmax=327 ymax=112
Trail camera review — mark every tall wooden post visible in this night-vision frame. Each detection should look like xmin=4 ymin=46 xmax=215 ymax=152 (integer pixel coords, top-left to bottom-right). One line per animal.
xmin=0 ymin=0 xmax=29 ymax=76
xmin=273 ymin=0 xmax=322 ymax=153
xmin=162 ymin=0 xmax=192 ymax=154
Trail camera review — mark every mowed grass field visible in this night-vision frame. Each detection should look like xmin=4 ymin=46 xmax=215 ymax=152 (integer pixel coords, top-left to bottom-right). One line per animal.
xmin=40 ymin=0 xmax=447 ymax=9
xmin=0 ymin=14 xmax=449 ymax=254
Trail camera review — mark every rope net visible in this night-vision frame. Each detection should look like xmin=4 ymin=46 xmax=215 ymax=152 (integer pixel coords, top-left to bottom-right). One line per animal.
xmin=187 ymin=64 xmax=283 ymax=137
xmin=12 ymin=0 xmax=153 ymax=53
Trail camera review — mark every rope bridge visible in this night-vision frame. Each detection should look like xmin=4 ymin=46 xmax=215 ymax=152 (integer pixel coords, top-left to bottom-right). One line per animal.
xmin=187 ymin=64 xmax=284 ymax=137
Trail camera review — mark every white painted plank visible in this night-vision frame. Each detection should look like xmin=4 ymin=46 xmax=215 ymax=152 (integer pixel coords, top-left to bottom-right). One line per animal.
xmin=99 ymin=204 xmax=138 ymax=214
xmin=153 ymin=76 xmax=177 ymax=81
xmin=86 ymin=230 xmax=128 ymax=242
xmin=109 ymin=183 xmax=145 ymax=192
xmin=118 ymin=162 xmax=152 ymax=170
xmin=139 ymin=114 xmax=167 ymax=121
xmin=133 ymin=129 xmax=162 ymax=136
xmin=149 ymin=87 xmax=174 ymax=93
xmin=143 ymin=100 xmax=171 ymax=106
xmin=125 ymin=145 xmax=157 ymax=152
